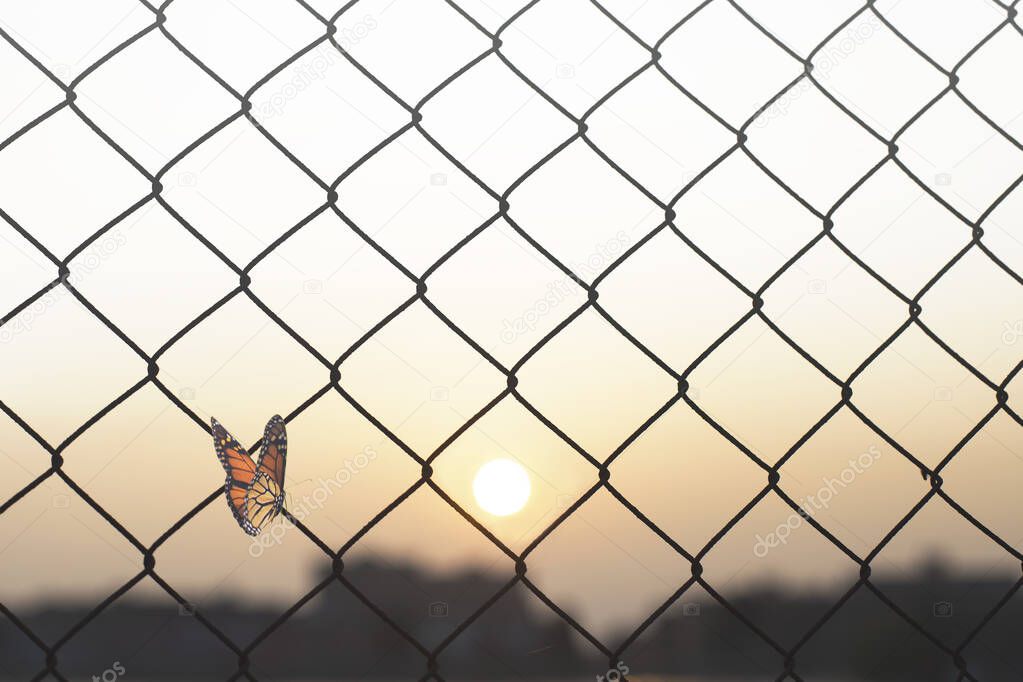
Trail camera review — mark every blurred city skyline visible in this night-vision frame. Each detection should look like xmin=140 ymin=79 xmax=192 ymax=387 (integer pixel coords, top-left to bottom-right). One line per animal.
xmin=2 ymin=557 xmax=1020 ymax=680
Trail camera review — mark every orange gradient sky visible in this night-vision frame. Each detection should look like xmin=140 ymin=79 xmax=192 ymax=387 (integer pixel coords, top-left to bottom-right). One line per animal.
xmin=0 ymin=0 xmax=1022 ymax=640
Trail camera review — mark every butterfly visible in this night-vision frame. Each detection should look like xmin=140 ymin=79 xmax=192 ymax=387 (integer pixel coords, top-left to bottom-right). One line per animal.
xmin=211 ymin=415 xmax=287 ymax=536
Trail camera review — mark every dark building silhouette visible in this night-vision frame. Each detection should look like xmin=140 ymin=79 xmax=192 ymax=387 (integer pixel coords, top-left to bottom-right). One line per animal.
xmin=0 ymin=561 xmax=584 ymax=680
xmin=620 ymin=560 xmax=1023 ymax=681
xmin=1 ymin=560 xmax=1020 ymax=680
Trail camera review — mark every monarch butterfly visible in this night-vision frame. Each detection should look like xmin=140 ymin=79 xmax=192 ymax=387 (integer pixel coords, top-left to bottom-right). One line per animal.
xmin=211 ymin=415 xmax=287 ymax=536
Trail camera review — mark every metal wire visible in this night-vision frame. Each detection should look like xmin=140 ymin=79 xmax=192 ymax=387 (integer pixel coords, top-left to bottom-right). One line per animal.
xmin=0 ymin=0 xmax=1021 ymax=680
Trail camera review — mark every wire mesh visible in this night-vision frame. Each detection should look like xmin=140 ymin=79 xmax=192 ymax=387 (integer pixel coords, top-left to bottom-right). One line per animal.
xmin=0 ymin=0 xmax=1021 ymax=680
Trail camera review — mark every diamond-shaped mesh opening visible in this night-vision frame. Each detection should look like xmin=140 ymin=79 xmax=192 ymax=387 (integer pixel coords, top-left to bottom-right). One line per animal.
xmin=0 ymin=0 xmax=1021 ymax=679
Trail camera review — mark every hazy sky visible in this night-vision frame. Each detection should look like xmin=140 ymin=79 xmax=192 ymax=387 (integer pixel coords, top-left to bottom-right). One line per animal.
xmin=0 ymin=0 xmax=1021 ymax=640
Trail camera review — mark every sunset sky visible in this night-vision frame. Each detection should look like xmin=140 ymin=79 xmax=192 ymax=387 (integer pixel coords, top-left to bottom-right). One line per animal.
xmin=0 ymin=0 xmax=1021 ymax=642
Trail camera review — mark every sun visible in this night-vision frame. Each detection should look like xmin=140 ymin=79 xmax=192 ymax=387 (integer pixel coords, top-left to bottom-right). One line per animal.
xmin=472 ymin=459 xmax=531 ymax=517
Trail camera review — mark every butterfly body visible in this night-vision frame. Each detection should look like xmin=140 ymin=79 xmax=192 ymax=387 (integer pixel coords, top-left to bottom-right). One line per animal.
xmin=211 ymin=415 xmax=288 ymax=536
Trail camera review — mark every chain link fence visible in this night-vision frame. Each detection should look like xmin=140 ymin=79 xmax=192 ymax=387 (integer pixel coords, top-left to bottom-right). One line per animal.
xmin=0 ymin=0 xmax=1022 ymax=680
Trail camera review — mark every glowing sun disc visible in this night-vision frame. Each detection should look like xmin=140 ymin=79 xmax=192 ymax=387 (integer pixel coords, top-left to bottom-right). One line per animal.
xmin=473 ymin=459 xmax=531 ymax=516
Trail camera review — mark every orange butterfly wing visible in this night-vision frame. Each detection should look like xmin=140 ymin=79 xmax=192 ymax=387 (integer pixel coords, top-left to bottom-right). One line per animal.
xmin=211 ymin=417 xmax=260 ymax=536
xmin=255 ymin=415 xmax=287 ymax=490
